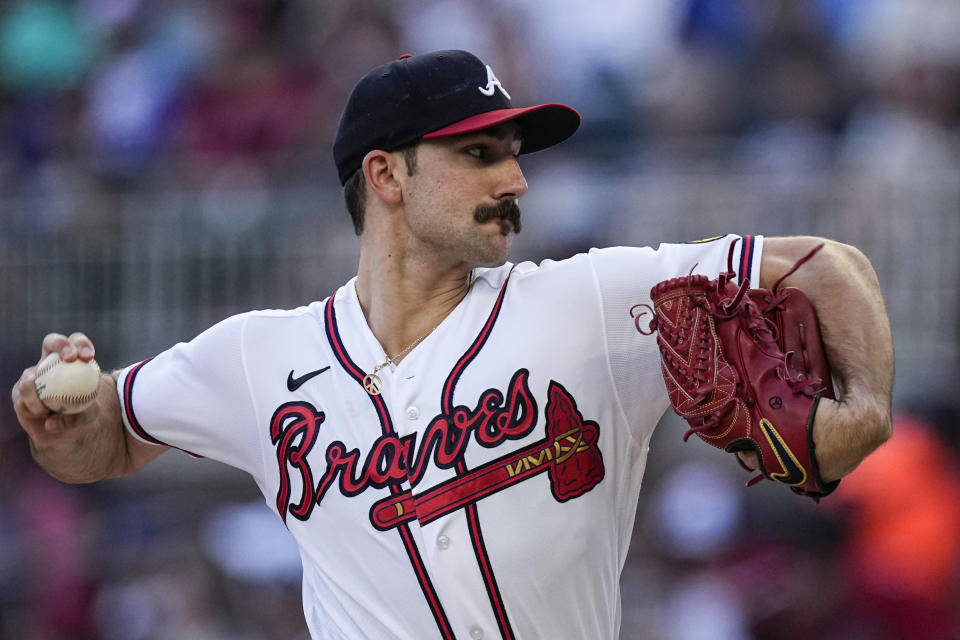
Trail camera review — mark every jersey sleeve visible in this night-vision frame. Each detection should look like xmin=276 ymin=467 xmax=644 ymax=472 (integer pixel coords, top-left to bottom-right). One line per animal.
xmin=587 ymin=234 xmax=764 ymax=440
xmin=116 ymin=313 xmax=262 ymax=478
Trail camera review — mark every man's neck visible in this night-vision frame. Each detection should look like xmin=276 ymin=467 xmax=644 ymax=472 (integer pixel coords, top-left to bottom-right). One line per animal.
xmin=355 ymin=249 xmax=474 ymax=360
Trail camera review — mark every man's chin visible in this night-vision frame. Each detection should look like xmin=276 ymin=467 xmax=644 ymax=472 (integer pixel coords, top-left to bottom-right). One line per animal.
xmin=471 ymin=237 xmax=513 ymax=268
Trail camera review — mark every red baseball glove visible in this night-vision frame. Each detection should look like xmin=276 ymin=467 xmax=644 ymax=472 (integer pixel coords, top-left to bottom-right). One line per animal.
xmin=635 ymin=240 xmax=839 ymax=499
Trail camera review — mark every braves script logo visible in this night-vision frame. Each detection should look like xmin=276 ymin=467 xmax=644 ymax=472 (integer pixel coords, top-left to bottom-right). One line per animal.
xmin=270 ymin=369 xmax=604 ymax=526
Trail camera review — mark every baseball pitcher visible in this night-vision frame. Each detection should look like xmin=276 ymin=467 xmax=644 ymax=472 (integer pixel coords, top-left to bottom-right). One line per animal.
xmin=12 ymin=50 xmax=894 ymax=640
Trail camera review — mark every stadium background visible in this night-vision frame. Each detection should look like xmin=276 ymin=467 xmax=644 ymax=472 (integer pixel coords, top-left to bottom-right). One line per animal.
xmin=1 ymin=1 xmax=958 ymax=638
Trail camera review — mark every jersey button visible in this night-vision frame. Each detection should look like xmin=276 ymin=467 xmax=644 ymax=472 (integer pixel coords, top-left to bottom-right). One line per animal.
xmin=436 ymin=535 xmax=450 ymax=550
xmin=406 ymin=406 xmax=420 ymax=420
xmin=469 ymin=625 xmax=484 ymax=640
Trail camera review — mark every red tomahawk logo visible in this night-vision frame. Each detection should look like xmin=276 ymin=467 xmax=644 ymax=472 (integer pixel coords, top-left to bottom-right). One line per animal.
xmin=370 ymin=381 xmax=604 ymax=530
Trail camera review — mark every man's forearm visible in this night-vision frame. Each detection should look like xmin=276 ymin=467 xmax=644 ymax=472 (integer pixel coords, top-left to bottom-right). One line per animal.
xmin=29 ymin=373 xmax=165 ymax=483
xmin=760 ymin=237 xmax=894 ymax=481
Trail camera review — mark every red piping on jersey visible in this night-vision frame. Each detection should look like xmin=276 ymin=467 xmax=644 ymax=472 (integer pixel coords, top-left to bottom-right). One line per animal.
xmin=323 ymin=292 xmax=456 ymax=640
xmin=122 ymin=358 xmax=202 ymax=458
xmin=440 ymin=269 xmax=517 ymax=640
xmin=323 ymin=300 xmax=393 ymax=430
xmin=441 ymin=271 xmax=512 ymax=415
xmin=739 ymin=235 xmax=755 ymax=285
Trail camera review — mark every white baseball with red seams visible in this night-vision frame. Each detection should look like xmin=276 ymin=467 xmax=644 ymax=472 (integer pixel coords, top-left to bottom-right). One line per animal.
xmin=115 ymin=235 xmax=762 ymax=640
xmin=34 ymin=352 xmax=101 ymax=414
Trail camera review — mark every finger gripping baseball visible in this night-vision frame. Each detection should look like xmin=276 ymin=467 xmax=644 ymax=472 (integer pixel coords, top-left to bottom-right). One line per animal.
xmin=648 ymin=241 xmax=838 ymax=499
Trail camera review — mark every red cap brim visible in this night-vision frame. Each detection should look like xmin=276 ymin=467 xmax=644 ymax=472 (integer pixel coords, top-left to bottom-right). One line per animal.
xmin=422 ymin=103 xmax=581 ymax=154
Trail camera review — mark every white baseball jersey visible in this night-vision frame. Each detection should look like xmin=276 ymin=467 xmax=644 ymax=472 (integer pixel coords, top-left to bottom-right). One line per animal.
xmin=117 ymin=235 xmax=763 ymax=640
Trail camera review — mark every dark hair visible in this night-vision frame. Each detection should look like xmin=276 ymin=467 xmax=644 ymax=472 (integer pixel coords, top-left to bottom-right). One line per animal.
xmin=343 ymin=169 xmax=367 ymax=235
xmin=343 ymin=144 xmax=419 ymax=236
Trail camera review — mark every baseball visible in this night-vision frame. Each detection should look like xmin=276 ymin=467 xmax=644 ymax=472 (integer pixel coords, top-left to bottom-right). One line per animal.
xmin=34 ymin=352 xmax=102 ymax=414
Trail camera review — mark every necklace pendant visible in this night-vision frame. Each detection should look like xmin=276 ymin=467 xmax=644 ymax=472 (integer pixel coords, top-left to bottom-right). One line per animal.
xmin=363 ymin=372 xmax=383 ymax=396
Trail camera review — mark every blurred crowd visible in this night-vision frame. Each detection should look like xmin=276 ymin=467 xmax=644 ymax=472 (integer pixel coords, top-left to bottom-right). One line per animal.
xmin=1 ymin=0 xmax=958 ymax=221
xmin=1 ymin=0 xmax=959 ymax=638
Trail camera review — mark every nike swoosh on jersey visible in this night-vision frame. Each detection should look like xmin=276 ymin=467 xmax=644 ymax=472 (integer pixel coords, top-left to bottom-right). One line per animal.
xmin=287 ymin=366 xmax=331 ymax=392
xmin=758 ymin=418 xmax=807 ymax=486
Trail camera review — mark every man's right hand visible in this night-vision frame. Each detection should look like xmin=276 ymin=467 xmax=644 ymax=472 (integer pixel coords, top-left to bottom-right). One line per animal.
xmin=13 ymin=332 xmax=99 ymax=445
xmin=11 ymin=333 xmax=166 ymax=483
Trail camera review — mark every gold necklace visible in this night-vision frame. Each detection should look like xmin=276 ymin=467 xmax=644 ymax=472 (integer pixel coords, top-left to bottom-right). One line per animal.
xmin=354 ymin=279 xmax=436 ymax=396
xmin=362 ymin=330 xmax=432 ymax=396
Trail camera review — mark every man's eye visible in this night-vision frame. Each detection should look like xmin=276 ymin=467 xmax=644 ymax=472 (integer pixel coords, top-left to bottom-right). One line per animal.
xmin=466 ymin=146 xmax=487 ymax=159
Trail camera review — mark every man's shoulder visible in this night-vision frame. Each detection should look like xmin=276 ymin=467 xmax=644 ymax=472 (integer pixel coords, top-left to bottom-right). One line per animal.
xmin=474 ymin=240 xmax=755 ymax=300
xmin=215 ymin=302 xmax=329 ymax=337
xmin=470 ymin=253 xmax=608 ymax=299
xmin=245 ymin=302 xmax=326 ymax=321
xmin=476 ymin=248 xmax=654 ymax=286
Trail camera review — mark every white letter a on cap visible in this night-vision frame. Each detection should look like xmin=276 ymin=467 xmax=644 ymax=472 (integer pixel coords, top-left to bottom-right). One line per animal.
xmin=478 ymin=65 xmax=511 ymax=100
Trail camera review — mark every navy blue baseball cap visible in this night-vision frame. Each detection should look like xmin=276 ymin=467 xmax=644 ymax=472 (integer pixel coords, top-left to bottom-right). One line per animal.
xmin=333 ymin=50 xmax=581 ymax=185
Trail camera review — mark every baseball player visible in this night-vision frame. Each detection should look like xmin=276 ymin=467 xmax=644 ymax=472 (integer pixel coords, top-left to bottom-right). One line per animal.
xmin=12 ymin=50 xmax=894 ymax=639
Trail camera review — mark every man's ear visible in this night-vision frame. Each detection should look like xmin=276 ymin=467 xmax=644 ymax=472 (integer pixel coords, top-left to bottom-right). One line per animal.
xmin=362 ymin=150 xmax=403 ymax=206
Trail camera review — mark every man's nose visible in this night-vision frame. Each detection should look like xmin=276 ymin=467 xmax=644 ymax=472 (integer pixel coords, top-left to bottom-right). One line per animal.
xmin=494 ymin=156 xmax=529 ymax=200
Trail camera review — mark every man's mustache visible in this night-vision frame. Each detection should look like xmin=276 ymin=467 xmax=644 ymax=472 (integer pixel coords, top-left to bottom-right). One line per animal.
xmin=474 ymin=200 xmax=522 ymax=234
